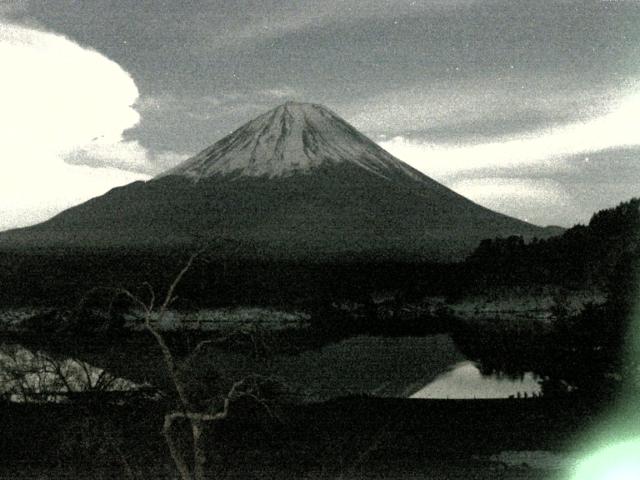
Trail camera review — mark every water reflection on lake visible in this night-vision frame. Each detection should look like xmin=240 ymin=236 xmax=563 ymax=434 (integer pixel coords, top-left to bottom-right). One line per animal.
xmin=411 ymin=361 xmax=541 ymax=399
xmin=1 ymin=338 xmax=542 ymax=403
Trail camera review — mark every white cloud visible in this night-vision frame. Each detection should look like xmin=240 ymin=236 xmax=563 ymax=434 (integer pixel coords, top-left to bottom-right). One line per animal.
xmin=260 ymin=86 xmax=298 ymax=99
xmin=450 ymin=177 xmax=571 ymax=225
xmin=69 ymin=138 xmax=187 ymax=173
xmin=0 ymin=23 xmax=152 ymax=230
xmin=379 ymin=88 xmax=640 ymax=183
xmin=376 ymin=88 xmax=640 ymax=225
xmin=152 ymin=150 xmax=190 ymax=171
xmin=452 ymin=178 xmax=564 ymax=203
xmin=1 ymin=163 xmax=148 ymax=230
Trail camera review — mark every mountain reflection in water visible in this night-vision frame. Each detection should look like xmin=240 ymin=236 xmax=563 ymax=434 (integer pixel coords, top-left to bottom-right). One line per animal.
xmin=0 ymin=343 xmax=138 ymax=402
xmin=411 ymin=361 xmax=541 ymax=399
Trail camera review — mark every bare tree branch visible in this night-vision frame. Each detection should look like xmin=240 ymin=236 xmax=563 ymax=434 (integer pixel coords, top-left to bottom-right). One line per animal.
xmin=159 ymin=249 xmax=204 ymax=316
xmin=162 ymin=413 xmax=193 ymax=480
xmin=104 ymin=248 xmax=285 ymax=480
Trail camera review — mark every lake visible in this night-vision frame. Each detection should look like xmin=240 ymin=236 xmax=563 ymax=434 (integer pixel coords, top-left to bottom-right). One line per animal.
xmin=1 ymin=336 xmax=541 ymax=402
xmin=411 ymin=360 xmax=541 ymax=399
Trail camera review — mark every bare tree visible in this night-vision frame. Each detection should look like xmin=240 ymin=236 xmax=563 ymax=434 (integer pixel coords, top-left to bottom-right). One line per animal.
xmin=0 ymin=250 xmax=285 ymax=478
xmin=116 ymin=251 xmax=280 ymax=480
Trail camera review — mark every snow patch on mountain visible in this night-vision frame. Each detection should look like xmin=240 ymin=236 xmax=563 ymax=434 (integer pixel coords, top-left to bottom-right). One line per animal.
xmin=158 ymin=102 xmax=425 ymax=181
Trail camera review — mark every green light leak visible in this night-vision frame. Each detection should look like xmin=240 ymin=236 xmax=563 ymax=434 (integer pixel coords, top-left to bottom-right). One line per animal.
xmin=568 ymin=272 xmax=640 ymax=479
xmin=570 ymin=439 xmax=640 ymax=480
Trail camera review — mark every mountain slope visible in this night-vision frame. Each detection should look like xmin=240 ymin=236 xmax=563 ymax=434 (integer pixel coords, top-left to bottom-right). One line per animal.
xmin=0 ymin=102 xmax=557 ymax=261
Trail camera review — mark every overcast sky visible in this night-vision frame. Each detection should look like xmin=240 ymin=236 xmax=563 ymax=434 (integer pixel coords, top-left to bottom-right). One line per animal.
xmin=1 ymin=0 xmax=639 ymax=230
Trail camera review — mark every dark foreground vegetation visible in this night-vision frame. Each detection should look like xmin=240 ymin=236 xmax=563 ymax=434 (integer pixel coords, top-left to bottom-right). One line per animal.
xmin=465 ymin=198 xmax=639 ymax=292
xmin=0 ymin=394 xmax=603 ymax=479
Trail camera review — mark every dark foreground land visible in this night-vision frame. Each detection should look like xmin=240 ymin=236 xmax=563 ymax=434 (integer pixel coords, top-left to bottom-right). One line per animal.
xmin=0 ymin=394 xmax=603 ymax=479
xmin=0 ymin=200 xmax=636 ymax=479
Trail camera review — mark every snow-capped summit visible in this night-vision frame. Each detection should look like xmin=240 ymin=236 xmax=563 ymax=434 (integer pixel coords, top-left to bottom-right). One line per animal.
xmin=160 ymin=101 xmax=420 ymax=181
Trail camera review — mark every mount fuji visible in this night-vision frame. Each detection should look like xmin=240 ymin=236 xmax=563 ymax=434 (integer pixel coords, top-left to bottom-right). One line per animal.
xmin=0 ymin=102 xmax=556 ymax=261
